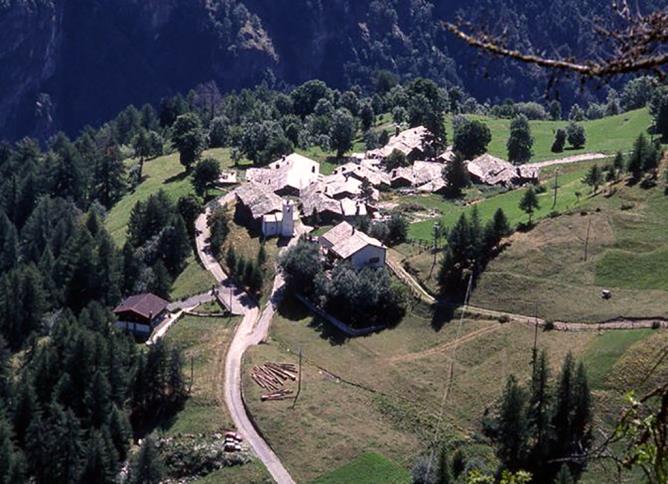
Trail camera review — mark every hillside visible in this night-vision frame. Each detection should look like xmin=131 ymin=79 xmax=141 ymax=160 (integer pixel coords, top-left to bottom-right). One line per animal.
xmin=2 ymin=0 xmax=660 ymax=140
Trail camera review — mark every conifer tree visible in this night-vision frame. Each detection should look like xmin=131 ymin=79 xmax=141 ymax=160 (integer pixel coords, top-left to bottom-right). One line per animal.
xmin=149 ymin=260 xmax=172 ymax=300
xmin=528 ymin=350 xmax=552 ymax=476
xmin=84 ymin=370 xmax=112 ymax=428
xmin=507 ymin=115 xmax=533 ymax=164
xmin=612 ymin=151 xmax=625 ymax=179
xmin=583 ymin=164 xmax=603 ymax=193
xmin=48 ymin=402 xmax=83 ymax=484
xmin=78 ymin=431 xmax=116 ymax=484
xmin=496 ymin=375 xmax=529 ymax=472
xmin=554 ymin=464 xmax=574 ymax=484
xmin=108 ymin=405 xmax=131 ymax=461
xmin=519 ymin=187 xmax=540 ymax=224
xmin=628 ymin=134 xmax=649 ymax=181
xmin=130 ymin=436 xmax=164 ymax=484
xmin=0 ymin=411 xmax=25 ymax=484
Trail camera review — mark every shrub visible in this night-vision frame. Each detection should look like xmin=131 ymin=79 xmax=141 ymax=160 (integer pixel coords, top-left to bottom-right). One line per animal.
xmin=543 ymin=320 xmax=555 ymax=331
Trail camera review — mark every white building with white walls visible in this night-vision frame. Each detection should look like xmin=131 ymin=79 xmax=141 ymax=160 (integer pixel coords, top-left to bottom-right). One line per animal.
xmin=261 ymin=199 xmax=297 ymax=238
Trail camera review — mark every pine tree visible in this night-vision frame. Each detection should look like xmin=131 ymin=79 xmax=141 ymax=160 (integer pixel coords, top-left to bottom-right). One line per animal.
xmin=243 ymin=259 xmax=255 ymax=288
xmin=551 ymin=353 xmax=575 ymax=460
xmin=48 ymin=402 xmax=83 ymax=484
xmin=551 ymin=128 xmax=566 ymax=153
xmin=130 ymin=436 xmax=164 ymax=484
xmin=84 ymin=369 xmax=112 ymax=428
xmin=149 ymin=260 xmax=172 ymax=300
xmin=25 ymin=412 xmax=50 ymax=482
xmin=496 ymin=375 xmax=529 ymax=472
xmin=442 ymin=155 xmax=470 ymax=198
xmin=507 ymin=115 xmax=533 ymax=164
xmin=528 ymin=351 xmax=552 ymax=477
xmin=158 ymin=215 xmax=191 ymax=276
xmin=519 ymin=187 xmax=540 ymax=224
xmin=0 ymin=411 xmax=25 ymax=484
xmin=12 ymin=379 xmax=38 ymax=447
xmin=257 ymin=243 xmax=267 ymax=266
xmin=167 ymin=347 xmax=186 ymax=406
xmin=612 ymin=151 xmax=625 ymax=179
xmin=554 ymin=464 xmax=574 ymax=484
xmin=572 ymin=362 xmax=593 ymax=452
xmin=583 ymin=164 xmax=603 ymax=193
xmin=108 ymin=405 xmax=131 ymax=460
xmin=0 ymin=223 xmax=19 ymax=272
xmin=225 ymin=247 xmax=237 ymax=274
xmin=78 ymin=431 xmax=116 ymax=484
xmin=628 ymin=134 xmax=649 ymax=181
xmin=121 ymin=242 xmax=141 ymax=295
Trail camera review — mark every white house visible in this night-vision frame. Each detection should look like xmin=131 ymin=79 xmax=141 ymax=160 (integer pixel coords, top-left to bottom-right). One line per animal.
xmin=319 ymin=221 xmax=386 ymax=269
xmin=262 ymin=200 xmax=297 ymax=238
xmin=245 ymin=153 xmax=320 ymax=196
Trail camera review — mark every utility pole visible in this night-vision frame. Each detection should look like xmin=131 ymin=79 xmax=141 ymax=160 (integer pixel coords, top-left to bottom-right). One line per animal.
xmin=583 ymin=218 xmax=592 ymax=262
xmin=189 ymin=355 xmax=194 ymax=393
xmin=291 ymin=347 xmax=303 ymax=410
xmin=531 ymin=303 xmax=539 ymax=369
xmin=552 ymin=168 xmax=560 ymax=209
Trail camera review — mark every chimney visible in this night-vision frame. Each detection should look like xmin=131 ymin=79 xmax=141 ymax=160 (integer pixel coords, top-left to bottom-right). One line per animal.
xmin=395 ymin=125 xmax=400 ymax=136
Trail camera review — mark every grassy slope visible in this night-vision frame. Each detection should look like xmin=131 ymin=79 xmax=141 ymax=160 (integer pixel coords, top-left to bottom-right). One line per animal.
xmin=242 ymin=299 xmax=601 ymax=482
xmin=161 ymin=316 xmax=273 ymax=482
xmin=313 ymin=452 xmax=410 ymax=484
xmin=580 ymin=330 xmax=668 ymax=483
xmin=105 ymin=148 xmax=240 ymax=300
xmin=467 ymin=183 xmax=668 ymax=322
xmin=407 ymin=158 xmax=603 ymax=241
xmin=448 ymin=108 xmax=651 ymax=162
xmin=162 ymin=316 xmax=241 ymax=435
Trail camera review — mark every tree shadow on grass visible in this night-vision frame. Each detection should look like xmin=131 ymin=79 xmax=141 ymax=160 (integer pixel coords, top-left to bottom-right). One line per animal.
xmin=165 ymin=170 xmax=189 ymax=184
xmin=431 ymin=303 xmax=456 ymax=331
xmin=307 ymin=317 xmax=349 ymax=346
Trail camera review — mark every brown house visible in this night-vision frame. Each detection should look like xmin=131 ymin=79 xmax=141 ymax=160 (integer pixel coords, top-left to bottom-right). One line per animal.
xmin=113 ymin=293 xmax=169 ymax=336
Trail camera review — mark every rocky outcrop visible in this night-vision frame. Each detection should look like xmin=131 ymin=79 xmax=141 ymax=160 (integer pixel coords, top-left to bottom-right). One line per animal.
xmin=0 ymin=1 xmax=63 ymax=140
xmin=0 ymin=0 xmax=622 ymax=141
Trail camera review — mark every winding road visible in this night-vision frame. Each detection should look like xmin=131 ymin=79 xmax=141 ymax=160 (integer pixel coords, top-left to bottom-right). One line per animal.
xmin=194 ymin=195 xmax=300 ymax=484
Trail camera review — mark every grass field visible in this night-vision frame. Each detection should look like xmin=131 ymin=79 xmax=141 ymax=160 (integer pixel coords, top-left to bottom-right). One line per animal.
xmin=446 ymin=108 xmax=652 ymax=162
xmin=467 ymin=182 xmax=668 ymax=322
xmin=106 ymin=147 xmax=241 ymax=246
xmin=407 ymin=158 xmax=604 ymax=241
xmin=581 ymin=330 xmax=653 ymax=390
xmin=170 ymin=255 xmax=217 ymax=301
xmin=241 ymin=297 xmax=617 ymax=482
xmin=160 ymin=315 xmax=273 ymax=482
xmin=313 ymin=452 xmax=410 ymax=484
xmin=163 ymin=316 xmax=241 ymax=435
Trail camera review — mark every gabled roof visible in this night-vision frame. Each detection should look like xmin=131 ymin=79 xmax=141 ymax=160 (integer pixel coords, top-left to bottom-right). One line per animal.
xmin=245 ymin=153 xmax=319 ymax=194
xmin=113 ymin=293 xmax=169 ymax=320
xmin=367 ymin=126 xmax=429 ymax=159
xmin=300 ymin=181 xmax=343 ymax=217
xmin=323 ymin=174 xmax=363 ymax=198
xmin=235 ymin=182 xmax=284 ymax=220
xmin=390 ymin=167 xmax=415 ymax=184
xmin=467 ymin=154 xmax=516 ymax=185
xmin=412 ymin=161 xmax=443 ymax=186
xmin=333 ymin=162 xmax=391 ymax=187
xmin=320 ymin=222 xmax=385 ymax=260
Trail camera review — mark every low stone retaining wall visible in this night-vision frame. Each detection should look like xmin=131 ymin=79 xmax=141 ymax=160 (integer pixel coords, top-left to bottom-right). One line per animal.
xmin=294 ymin=294 xmax=384 ymax=337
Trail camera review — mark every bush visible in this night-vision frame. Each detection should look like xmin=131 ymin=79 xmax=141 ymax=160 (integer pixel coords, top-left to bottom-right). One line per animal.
xmin=498 ymin=315 xmax=510 ymax=324
xmin=543 ymin=320 xmax=555 ymax=331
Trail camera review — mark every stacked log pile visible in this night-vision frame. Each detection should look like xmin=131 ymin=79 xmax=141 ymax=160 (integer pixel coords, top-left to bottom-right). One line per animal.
xmin=250 ymin=362 xmax=297 ymax=401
